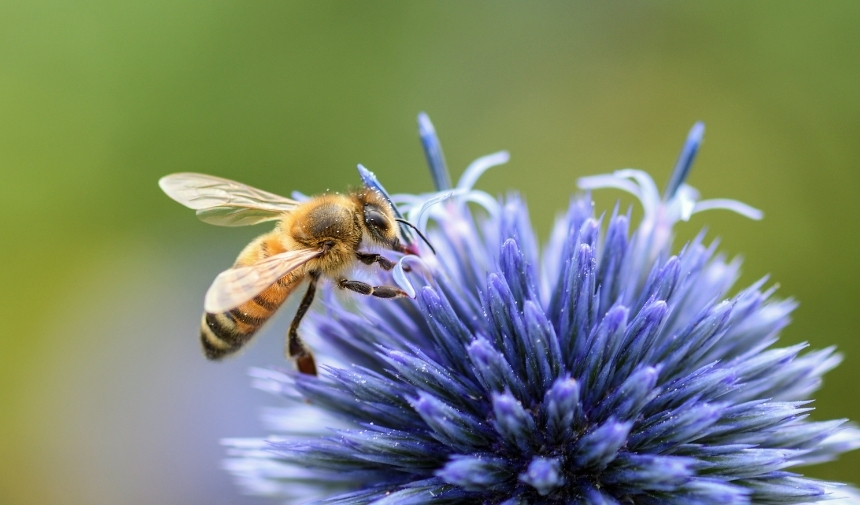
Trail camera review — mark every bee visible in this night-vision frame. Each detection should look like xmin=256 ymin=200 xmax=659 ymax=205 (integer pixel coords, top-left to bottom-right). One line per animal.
xmin=159 ymin=169 xmax=430 ymax=375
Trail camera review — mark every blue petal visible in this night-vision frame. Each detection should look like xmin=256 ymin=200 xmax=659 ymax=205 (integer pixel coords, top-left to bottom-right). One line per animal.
xmin=341 ymin=477 xmax=470 ymax=504
xmin=499 ymin=238 xmax=538 ymax=310
xmin=595 ymin=210 xmax=629 ymax=316
xmin=435 ymin=455 xmax=512 ymax=492
xmin=579 ymin=304 xmax=629 ymax=405
xmin=466 ymin=337 xmax=528 ymax=403
xmin=518 ymin=457 xmax=564 ymax=496
xmin=410 ymin=392 xmax=493 ymax=452
xmin=581 ymin=484 xmax=622 ymax=505
xmin=484 ymin=273 xmax=531 ymax=383
xmin=522 ymin=300 xmax=563 ymax=395
xmin=743 ymin=475 xmax=826 ymax=503
xmin=631 ymin=401 xmax=726 ymax=452
xmin=705 ymin=401 xmax=813 ymax=445
xmin=602 ymin=454 xmax=696 ymax=492
xmin=591 ymin=365 xmax=660 ymax=423
xmin=664 ymin=122 xmax=705 ymax=200
xmin=491 ymin=391 xmax=539 ymax=453
xmin=609 ymin=300 xmax=668 ymax=383
xmin=552 ymin=239 xmax=598 ymax=367
xmin=498 ymin=196 xmax=540 ymax=283
xmin=638 ymin=478 xmax=750 ymax=505
xmin=541 ymin=375 xmax=584 ymax=445
xmin=417 ymin=287 xmax=478 ymax=377
xmin=573 ymin=418 xmax=632 ymax=471
xmin=698 ymin=448 xmax=803 ymax=479
xmin=417 ymin=112 xmax=452 ymax=191
xmin=381 ymin=349 xmax=483 ymax=417
xmin=655 ymin=300 xmax=733 ymax=381
xmin=643 ymin=362 xmax=736 ymax=416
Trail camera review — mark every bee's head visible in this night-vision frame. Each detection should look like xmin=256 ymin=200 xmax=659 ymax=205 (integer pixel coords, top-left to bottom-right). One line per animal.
xmin=357 ymin=190 xmax=416 ymax=255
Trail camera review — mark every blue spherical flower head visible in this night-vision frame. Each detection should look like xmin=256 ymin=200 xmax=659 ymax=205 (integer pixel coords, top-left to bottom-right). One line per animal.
xmin=223 ymin=116 xmax=860 ymax=504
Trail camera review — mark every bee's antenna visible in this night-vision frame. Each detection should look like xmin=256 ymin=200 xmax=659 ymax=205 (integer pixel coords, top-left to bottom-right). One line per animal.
xmin=395 ymin=219 xmax=436 ymax=255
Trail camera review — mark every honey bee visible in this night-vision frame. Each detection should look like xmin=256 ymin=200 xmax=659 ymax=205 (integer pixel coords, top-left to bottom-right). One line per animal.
xmin=159 ymin=170 xmax=430 ymax=375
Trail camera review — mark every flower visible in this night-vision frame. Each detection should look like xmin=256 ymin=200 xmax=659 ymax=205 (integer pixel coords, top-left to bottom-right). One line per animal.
xmin=223 ymin=115 xmax=860 ymax=504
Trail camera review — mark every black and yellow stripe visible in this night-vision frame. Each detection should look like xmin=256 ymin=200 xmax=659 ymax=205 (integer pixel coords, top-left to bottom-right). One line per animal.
xmin=200 ymin=312 xmax=253 ymax=359
xmin=199 ymin=295 xmax=286 ymax=360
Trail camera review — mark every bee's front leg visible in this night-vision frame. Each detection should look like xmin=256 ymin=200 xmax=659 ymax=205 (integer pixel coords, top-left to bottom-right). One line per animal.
xmin=355 ymin=252 xmax=397 ymax=271
xmin=338 ymin=279 xmax=410 ymax=299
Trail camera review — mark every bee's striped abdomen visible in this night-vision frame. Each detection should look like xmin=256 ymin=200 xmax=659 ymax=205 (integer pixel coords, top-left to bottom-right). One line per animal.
xmin=199 ymin=279 xmax=298 ymax=360
xmin=200 ymin=312 xmax=251 ymax=359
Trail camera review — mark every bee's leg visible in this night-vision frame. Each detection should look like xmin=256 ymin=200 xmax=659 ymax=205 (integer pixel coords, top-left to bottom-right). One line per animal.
xmin=338 ymin=278 xmax=410 ymax=299
xmin=355 ymin=252 xmax=397 ymax=271
xmin=288 ymin=272 xmax=319 ymax=375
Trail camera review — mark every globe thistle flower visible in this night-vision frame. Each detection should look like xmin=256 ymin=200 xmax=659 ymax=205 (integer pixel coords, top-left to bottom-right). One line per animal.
xmin=223 ymin=115 xmax=860 ymax=504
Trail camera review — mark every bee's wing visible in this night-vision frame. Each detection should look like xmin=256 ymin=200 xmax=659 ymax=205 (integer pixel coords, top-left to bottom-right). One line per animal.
xmin=204 ymin=248 xmax=322 ymax=313
xmin=159 ymin=172 xmax=300 ymax=227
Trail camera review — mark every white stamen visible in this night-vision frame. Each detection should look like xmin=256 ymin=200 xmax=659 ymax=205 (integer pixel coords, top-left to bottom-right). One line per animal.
xmin=413 ymin=191 xmax=458 ymax=232
xmin=457 ymin=151 xmax=510 ymax=191
xmin=460 ymin=190 xmax=501 ymax=217
xmin=613 ymin=169 xmax=661 ymax=219
xmin=577 ymin=174 xmax=642 ymax=201
xmin=393 ymin=258 xmax=418 ymax=298
xmin=674 ymin=185 xmax=698 ymax=221
xmin=693 ymin=199 xmax=764 ymax=220
xmin=578 ymin=170 xmax=762 ymax=225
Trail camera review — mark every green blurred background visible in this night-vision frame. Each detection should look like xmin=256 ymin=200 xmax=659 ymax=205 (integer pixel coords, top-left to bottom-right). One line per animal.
xmin=2 ymin=2 xmax=859 ymax=504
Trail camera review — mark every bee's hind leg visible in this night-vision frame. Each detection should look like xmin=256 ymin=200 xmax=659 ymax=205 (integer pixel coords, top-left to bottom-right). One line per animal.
xmin=338 ymin=279 xmax=410 ymax=299
xmin=288 ymin=272 xmax=320 ymax=375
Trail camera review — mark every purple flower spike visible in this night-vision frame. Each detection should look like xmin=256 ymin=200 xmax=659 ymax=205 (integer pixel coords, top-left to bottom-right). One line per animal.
xmin=223 ymin=117 xmax=860 ymax=504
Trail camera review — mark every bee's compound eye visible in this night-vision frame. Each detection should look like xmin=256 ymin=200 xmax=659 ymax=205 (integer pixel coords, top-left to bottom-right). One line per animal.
xmin=364 ymin=205 xmax=390 ymax=232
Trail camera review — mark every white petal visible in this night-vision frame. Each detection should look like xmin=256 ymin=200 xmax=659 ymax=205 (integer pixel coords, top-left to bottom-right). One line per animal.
xmin=693 ymin=198 xmax=764 ymax=220
xmin=457 ymin=151 xmax=510 ymax=191
xmin=393 ymin=259 xmax=417 ymax=298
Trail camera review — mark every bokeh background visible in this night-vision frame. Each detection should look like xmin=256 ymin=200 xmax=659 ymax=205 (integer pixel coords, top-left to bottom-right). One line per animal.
xmin=2 ymin=2 xmax=859 ymax=504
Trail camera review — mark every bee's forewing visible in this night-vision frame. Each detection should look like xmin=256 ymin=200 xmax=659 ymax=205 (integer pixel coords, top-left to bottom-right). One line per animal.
xmin=159 ymin=172 xmax=299 ymax=226
xmin=204 ymin=248 xmax=321 ymax=313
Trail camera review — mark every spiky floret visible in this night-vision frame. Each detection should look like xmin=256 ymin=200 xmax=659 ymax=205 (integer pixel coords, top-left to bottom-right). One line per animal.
xmin=223 ymin=117 xmax=860 ymax=504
